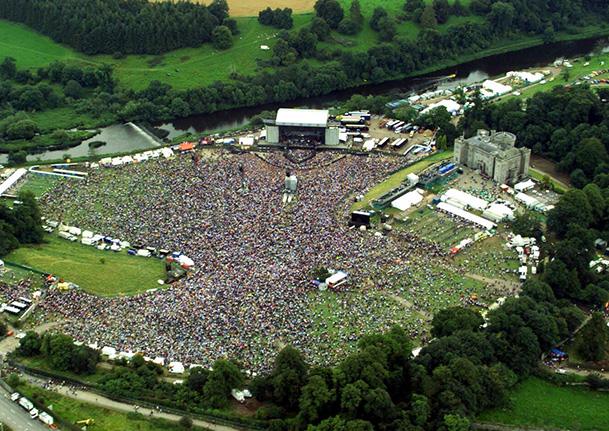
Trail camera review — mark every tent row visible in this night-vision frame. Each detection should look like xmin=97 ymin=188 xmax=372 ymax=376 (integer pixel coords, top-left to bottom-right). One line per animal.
xmin=436 ymin=202 xmax=496 ymax=230
xmin=96 ymin=147 xmax=174 ymax=168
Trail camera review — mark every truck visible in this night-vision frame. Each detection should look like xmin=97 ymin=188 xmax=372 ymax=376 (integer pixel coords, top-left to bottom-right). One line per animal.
xmin=19 ymin=396 xmax=34 ymax=411
xmin=30 ymin=408 xmax=39 ymax=419
xmin=39 ymin=411 xmax=54 ymax=426
xmin=10 ymin=392 xmax=20 ymax=402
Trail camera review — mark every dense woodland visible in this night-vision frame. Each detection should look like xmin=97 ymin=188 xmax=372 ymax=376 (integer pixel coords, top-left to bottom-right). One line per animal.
xmin=462 ymin=86 xmax=609 ymax=188
xmin=0 ymin=0 xmax=234 ymax=55
xmin=0 ymin=191 xmax=44 ymax=256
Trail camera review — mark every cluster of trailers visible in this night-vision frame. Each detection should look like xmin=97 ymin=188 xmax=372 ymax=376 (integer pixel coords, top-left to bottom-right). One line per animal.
xmin=11 ymin=391 xmax=55 ymax=426
xmin=3 ymin=296 xmax=32 ymax=316
xmin=384 ymin=119 xmax=420 ymax=135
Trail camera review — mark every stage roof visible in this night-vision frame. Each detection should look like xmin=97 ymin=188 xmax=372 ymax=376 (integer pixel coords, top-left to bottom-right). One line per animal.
xmin=276 ymin=108 xmax=329 ymax=128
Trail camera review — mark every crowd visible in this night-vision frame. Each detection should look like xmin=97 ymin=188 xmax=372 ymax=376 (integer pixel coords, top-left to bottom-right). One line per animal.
xmin=32 ymin=150 xmax=495 ymax=371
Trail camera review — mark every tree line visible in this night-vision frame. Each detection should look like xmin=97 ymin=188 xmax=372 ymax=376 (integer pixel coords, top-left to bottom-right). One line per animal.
xmin=0 ymin=0 xmax=234 ymax=55
xmin=0 ymin=192 xmax=44 ymax=256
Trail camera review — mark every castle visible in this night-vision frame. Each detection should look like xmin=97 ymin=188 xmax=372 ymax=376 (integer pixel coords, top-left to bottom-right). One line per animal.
xmin=453 ymin=130 xmax=530 ymax=184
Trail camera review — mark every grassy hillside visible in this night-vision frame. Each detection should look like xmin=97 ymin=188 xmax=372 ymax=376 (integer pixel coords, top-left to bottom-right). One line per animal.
xmin=478 ymin=378 xmax=609 ymax=431
xmin=5 ymin=234 xmax=166 ymax=296
xmin=0 ymin=6 xmax=483 ymax=92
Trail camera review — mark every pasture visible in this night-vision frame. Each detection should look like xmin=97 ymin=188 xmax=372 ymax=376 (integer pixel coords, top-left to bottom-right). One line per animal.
xmin=478 ymin=377 xmax=609 ymax=431
xmin=5 ymin=235 xmax=166 ymax=296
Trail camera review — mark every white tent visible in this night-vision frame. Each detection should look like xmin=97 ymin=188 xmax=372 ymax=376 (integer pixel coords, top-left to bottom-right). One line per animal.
xmin=482 ymin=203 xmax=515 ymax=222
xmin=421 ymin=99 xmax=462 ymax=115
xmin=161 ymin=148 xmax=174 ymax=159
xmin=391 ymin=190 xmax=423 ymax=211
xmin=239 ymin=137 xmax=255 ymax=146
xmin=437 ymin=202 xmax=496 ymax=230
xmin=178 ymin=255 xmax=194 ymax=267
xmin=101 ymin=346 xmax=117 ymax=357
xmin=481 ymin=80 xmax=512 ymax=99
xmin=153 ymin=357 xmax=165 ymax=366
xmin=362 ymin=139 xmax=376 ymax=151
xmin=442 ymin=189 xmax=489 ymax=211
xmin=506 ymin=71 xmax=544 ymax=83
xmin=514 ymin=179 xmax=535 ymax=192
xmin=169 ymin=361 xmax=185 ymax=374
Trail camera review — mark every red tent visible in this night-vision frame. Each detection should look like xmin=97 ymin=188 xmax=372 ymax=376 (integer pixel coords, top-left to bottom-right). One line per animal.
xmin=179 ymin=142 xmax=195 ymax=152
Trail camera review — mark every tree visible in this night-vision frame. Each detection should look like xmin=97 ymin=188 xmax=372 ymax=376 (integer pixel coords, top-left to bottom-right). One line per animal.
xmin=270 ymin=346 xmax=309 ymax=410
xmin=187 ymin=367 xmax=210 ymax=392
xmin=510 ymin=211 xmax=542 ymax=240
xmin=179 ymin=416 xmax=193 ymax=430
xmin=299 ymin=375 xmax=333 ymax=422
xmin=18 ymin=331 xmax=42 ymax=356
xmin=202 ymin=360 xmax=243 ymax=408
xmin=212 ymin=26 xmax=233 ymax=50
xmin=64 ymin=79 xmax=83 ymax=99
xmin=6 ymin=119 xmax=39 ymax=140
xmin=377 ymin=17 xmax=398 ymax=41
xmin=419 ymin=5 xmax=438 ymax=28
xmin=443 ymin=414 xmax=470 ymax=431
xmin=0 ymin=57 xmax=16 ymax=79
xmin=431 ymin=307 xmax=484 ymax=338
xmin=350 ymin=0 xmax=364 ymax=26
xmin=258 ymin=7 xmax=274 ymax=25
xmin=487 ymin=2 xmax=515 ymax=35
xmin=314 ymin=0 xmax=344 ymax=29
xmin=574 ymin=138 xmax=608 ymax=178
xmin=451 ymin=0 xmax=466 ymax=16
xmin=370 ymin=7 xmax=388 ymax=32
xmin=7 ymin=150 xmax=27 ymax=166
xmin=576 ymin=313 xmax=609 ymax=361
xmin=310 ymin=17 xmax=331 ymax=41
xmin=432 ymin=0 xmax=451 ymax=24
xmin=404 ymin=0 xmax=425 ymax=20
xmin=338 ymin=17 xmax=359 ymax=35
xmin=547 ymin=189 xmax=593 ymax=237
xmin=208 ymin=0 xmax=229 ymax=22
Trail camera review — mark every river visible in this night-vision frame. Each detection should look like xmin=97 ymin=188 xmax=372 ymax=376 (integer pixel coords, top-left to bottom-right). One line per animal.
xmin=3 ymin=35 xmax=607 ymax=164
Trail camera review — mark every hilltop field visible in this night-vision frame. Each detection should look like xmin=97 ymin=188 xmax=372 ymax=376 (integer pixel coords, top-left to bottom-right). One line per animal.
xmin=0 ymin=0 xmax=480 ymax=91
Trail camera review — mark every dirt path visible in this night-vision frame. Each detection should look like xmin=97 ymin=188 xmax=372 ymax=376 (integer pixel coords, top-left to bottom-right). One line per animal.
xmin=23 ymin=375 xmax=240 ymax=431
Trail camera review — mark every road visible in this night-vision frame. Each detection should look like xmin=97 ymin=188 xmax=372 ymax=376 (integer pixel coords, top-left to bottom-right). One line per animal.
xmin=0 ymin=385 xmax=48 ymax=431
xmin=22 ymin=374 xmax=238 ymax=431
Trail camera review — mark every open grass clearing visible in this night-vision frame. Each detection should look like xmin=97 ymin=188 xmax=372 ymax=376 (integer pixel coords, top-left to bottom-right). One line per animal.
xmin=13 ymin=174 xmax=59 ymax=198
xmin=478 ymin=377 xmax=609 ymax=431
xmin=5 ymin=235 xmax=166 ymax=296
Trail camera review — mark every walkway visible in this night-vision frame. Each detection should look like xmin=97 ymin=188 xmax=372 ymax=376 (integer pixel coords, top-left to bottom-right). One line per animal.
xmin=22 ymin=375 xmax=240 ymax=431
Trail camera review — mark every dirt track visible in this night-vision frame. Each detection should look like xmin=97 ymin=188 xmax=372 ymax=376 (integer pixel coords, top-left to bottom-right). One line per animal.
xmin=153 ymin=0 xmax=316 ymax=16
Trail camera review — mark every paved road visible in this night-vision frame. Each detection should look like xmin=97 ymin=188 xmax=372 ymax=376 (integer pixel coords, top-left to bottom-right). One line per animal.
xmin=0 ymin=385 xmax=48 ymax=431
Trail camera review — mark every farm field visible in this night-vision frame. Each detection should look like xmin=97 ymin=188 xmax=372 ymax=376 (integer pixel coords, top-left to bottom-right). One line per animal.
xmin=5 ymin=235 xmax=166 ymax=296
xmin=478 ymin=377 xmax=609 ymax=431
xmin=15 ymin=383 xmax=201 ymax=431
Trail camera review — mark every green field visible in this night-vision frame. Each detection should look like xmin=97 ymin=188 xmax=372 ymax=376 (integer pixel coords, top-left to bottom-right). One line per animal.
xmin=5 ymin=235 xmax=166 ymax=296
xmin=0 ymin=8 xmax=484 ymax=92
xmin=15 ymin=383 xmax=204 ymax=431
xmin=478 ymin=378 xmax=609 ymax=431
xmin=13 ymin=174 xmax=59 ymax=198
xmin=351 ymin=151 xmax=452 ymax=211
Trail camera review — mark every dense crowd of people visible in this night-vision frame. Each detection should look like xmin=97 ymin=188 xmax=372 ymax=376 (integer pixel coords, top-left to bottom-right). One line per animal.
xmin=31 ymin=150 xmax=495 ymax=371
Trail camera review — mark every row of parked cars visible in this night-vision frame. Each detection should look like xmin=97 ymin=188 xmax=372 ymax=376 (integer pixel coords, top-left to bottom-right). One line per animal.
xmin=11 ymin=391 xmax=55 ymax=427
